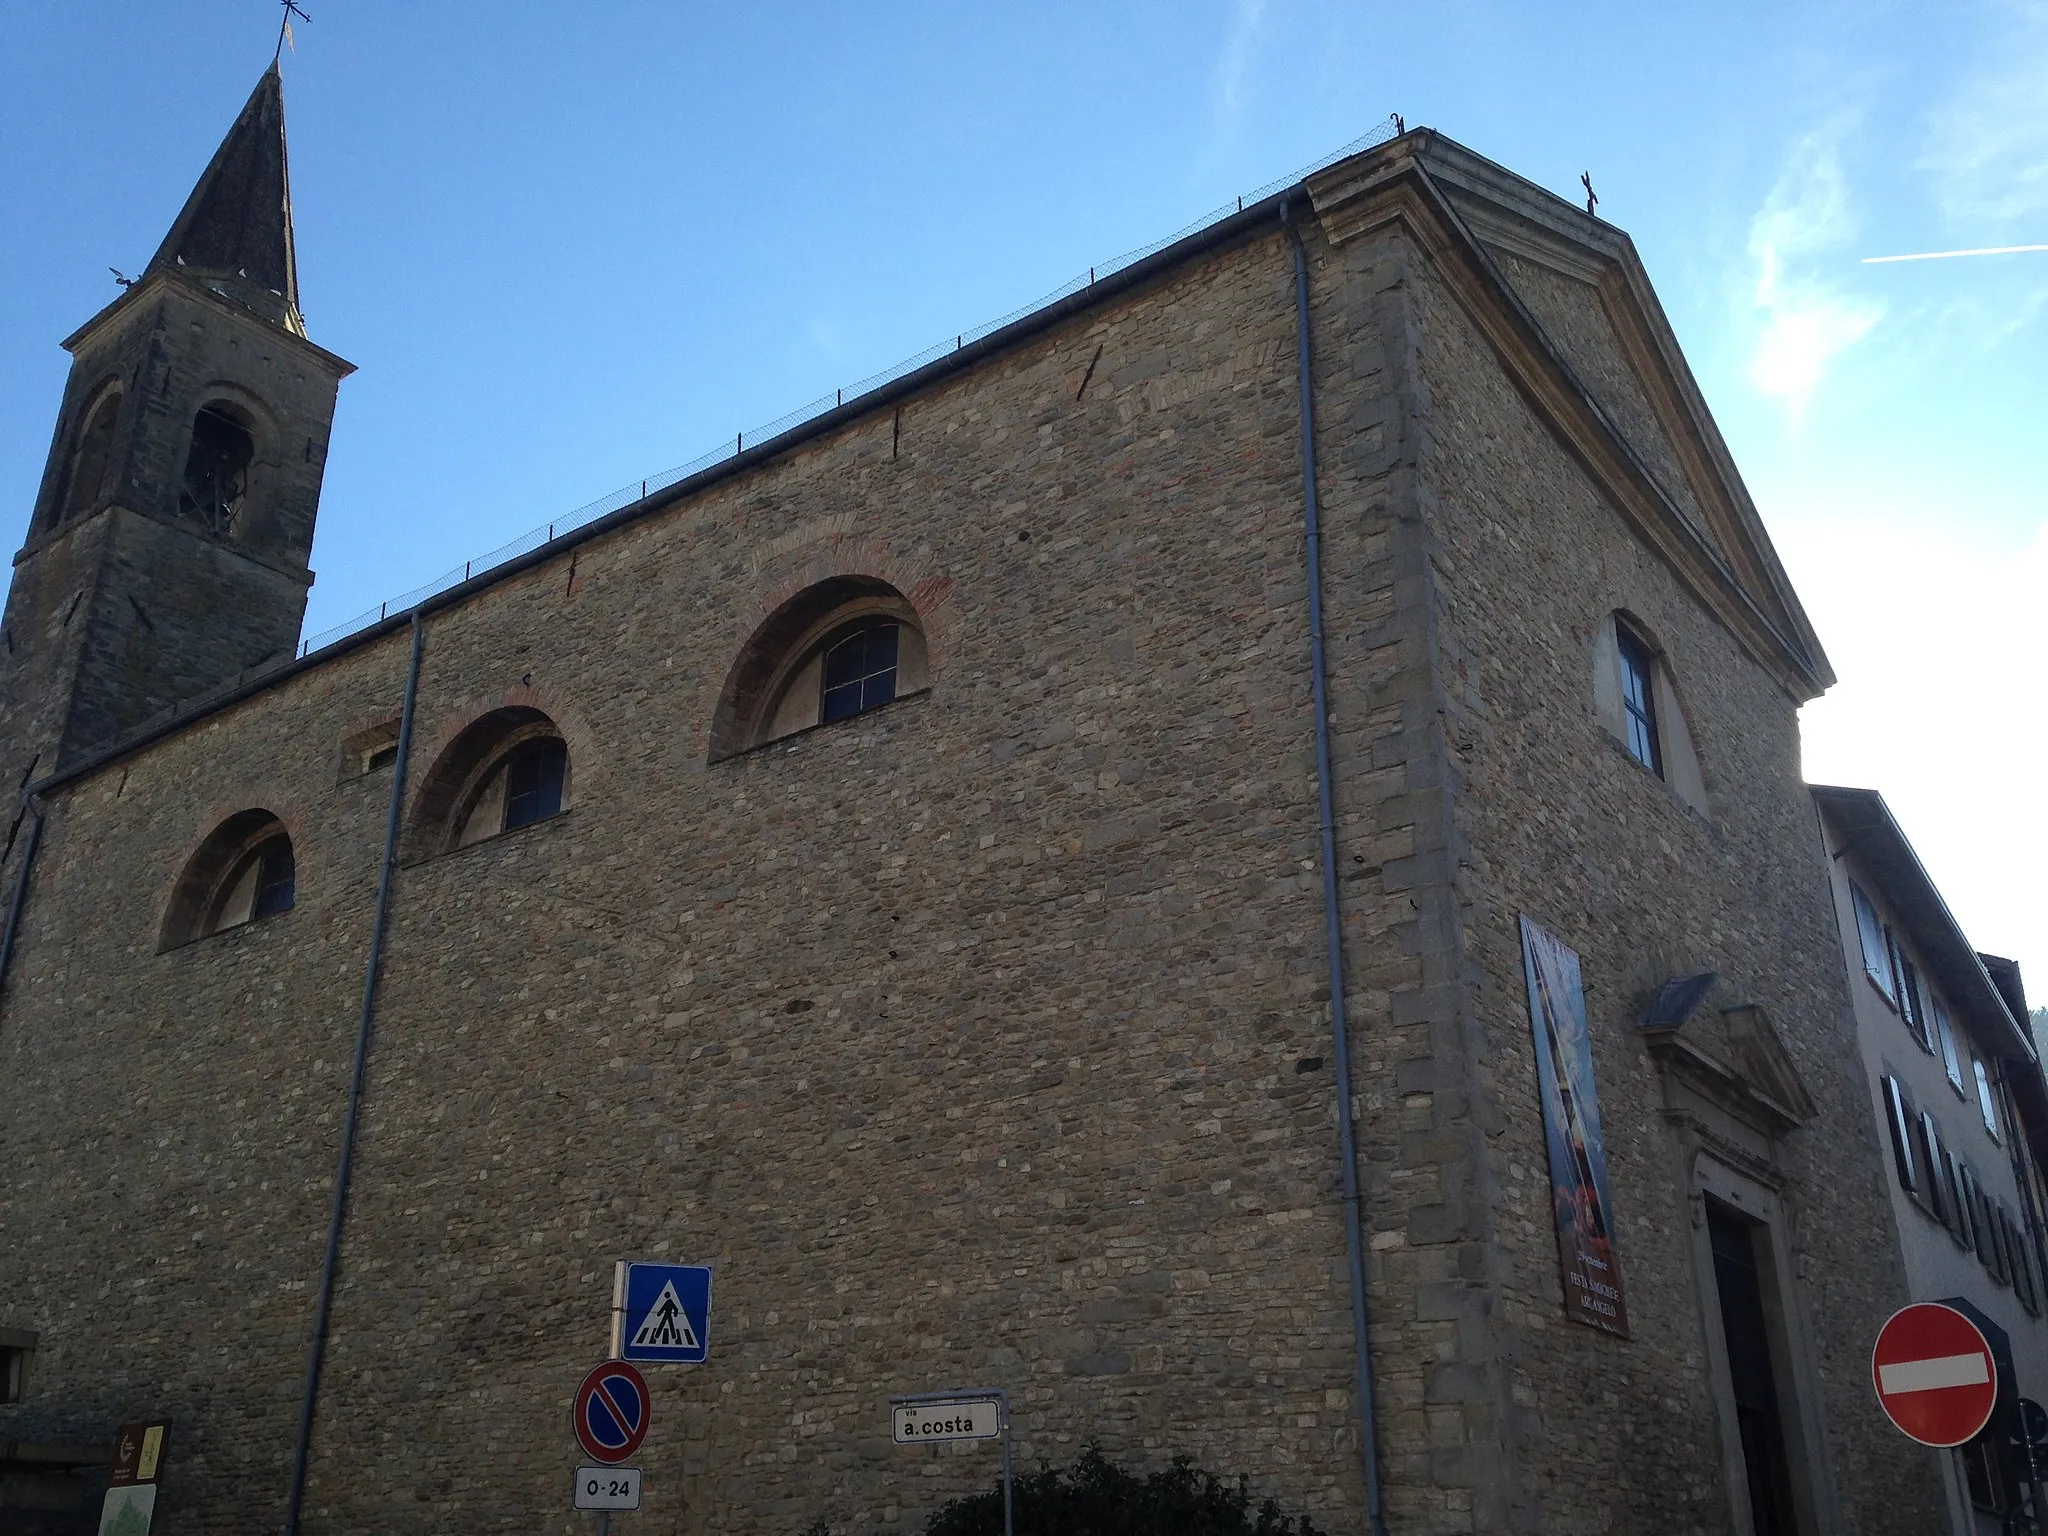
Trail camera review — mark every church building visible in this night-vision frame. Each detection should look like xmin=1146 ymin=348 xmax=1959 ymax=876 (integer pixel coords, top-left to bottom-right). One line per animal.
xmin=2 ymin=62 xmax=2040 ymax=1536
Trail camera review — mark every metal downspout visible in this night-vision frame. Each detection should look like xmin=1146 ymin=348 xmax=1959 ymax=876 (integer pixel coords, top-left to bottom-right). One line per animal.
xmin=1283 ymin=199 xmax=1389 ymax=1536
xmin=0 ymin=799 xmax=47 ymax=1010
xmin=283 ymin=609 xmax=425 ymax=1534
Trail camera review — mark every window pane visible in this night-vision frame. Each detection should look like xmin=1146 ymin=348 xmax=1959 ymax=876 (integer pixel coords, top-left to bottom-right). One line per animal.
xmin=1885 ymin=930 xmax=1910 ymax=1016
xmin=212 ymin=857 xmax=261 ymax=932
xmin=1851 ymin=884 xmax=1894 ymax=1000
xmin=1975 ymin=1060 xmax=2002 ymax=1141
xmin=1947 ymin=1151 xmax=1973 ymax=1247
xmin=818 ymin=623 xmax=900 ymax=726
xmin=1899 ymin=959 xmax=1931 ymax=1050
xmin=504 ymin=738 xmax=567 ymax=830
xmin=821 ymin=681 xmax=863 ymax=724
xmin=823 ymin=629 xmax=870 ymax=689
xmin=1917 ymin=1113 xmax=1948 ymax=1223
xmin=1963 ymin=1438 xmax=2004 ymax=1514
xmin=1933 ymin=1000 xmax=1964 ymax=1090
xmin=1616 ymin=630 xmax=1662 ymax=776
xmin=253 ymin=841 xmax=295 ymax=918
xmin=2009 ymin=1212 xmax=2041 ymax=1314
xmin=1627 ymin=714 xmax=1653 ymax=766
xmin=1882 ymin=1076 xmax=1917 ymax=1193
xmin=860 ymin=667 xmax=897 ymax=713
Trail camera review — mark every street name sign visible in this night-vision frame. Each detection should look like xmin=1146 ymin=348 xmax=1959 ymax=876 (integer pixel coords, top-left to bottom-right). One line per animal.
xmin=893 ymin=1397 xmax=1002 ymax=1444
xmin=617 ymin=1262 xmax=713 ymax=1365
xmin=892 ymin=1389 xmax=1015 ymax=1536
xmin=1871 ymin=1300 xmax=2002 ymax=1447
xmin=574 ymin=1360 xmax=652 ymax=1465
xmin=573 ymin=1465 xmax=643 ymax=1511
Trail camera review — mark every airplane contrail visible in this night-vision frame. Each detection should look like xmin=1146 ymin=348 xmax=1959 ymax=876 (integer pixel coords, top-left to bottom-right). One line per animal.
xmin=1861 ymin=244 xmax=2048 ymax=264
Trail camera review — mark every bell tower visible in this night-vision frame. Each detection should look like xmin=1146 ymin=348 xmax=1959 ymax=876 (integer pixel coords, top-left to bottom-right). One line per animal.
xmin=0 ymin=62 xmax=352 ymax=782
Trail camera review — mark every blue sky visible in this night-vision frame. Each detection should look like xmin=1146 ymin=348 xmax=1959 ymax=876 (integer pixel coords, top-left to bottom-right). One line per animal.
xmin=3 ymin=2 xmax=2043 ymax=994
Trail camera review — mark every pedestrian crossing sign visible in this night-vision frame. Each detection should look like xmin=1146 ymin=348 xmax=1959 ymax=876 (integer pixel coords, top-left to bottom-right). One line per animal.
xmin=616 ymin=1262 xmax=713 ymax=1364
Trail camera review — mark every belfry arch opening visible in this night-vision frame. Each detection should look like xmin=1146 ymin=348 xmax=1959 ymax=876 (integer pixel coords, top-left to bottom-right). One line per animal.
xmin=179 ymin=402 xmax=257 ymax=538
xmin=708 ymin=577 xmax=928 ymax=761
xmin=58 ymin=385 xmax=122 ymax=525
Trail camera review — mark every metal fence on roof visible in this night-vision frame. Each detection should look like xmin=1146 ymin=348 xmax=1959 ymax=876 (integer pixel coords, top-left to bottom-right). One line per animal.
xmin=292 ymin=116 xmax=1403 ymax=662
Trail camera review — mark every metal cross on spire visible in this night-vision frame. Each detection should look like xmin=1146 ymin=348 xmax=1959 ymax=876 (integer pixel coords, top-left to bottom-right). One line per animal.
xmin=274 ymin=0 xmax=311 ymax=62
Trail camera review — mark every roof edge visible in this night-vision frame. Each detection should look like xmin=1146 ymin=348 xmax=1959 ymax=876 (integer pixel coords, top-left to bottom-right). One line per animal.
xmin=1811 ymin=784 xmax=2036 ymax=1066
xmin=22 ymin=176 xmax=1319 ymax=803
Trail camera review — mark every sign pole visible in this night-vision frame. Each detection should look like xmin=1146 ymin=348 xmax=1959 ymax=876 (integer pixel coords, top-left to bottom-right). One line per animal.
xmin=2022 ymin=1401 xmax=2047 ymax=1536
xmin=599 ymin=1262 xmax=623 ymax=1536
xmin=999 ymin=1394 xmax=1013 ymax=1536
xmin=889 ymin=1386 xmax=1013 ymax=1535
xmin=609 ymin=1261 xmax=627 ymax=1361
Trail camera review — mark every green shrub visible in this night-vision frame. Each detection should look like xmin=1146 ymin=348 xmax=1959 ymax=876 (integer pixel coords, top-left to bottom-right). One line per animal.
xmin=919 ymin=1444 xmax=1324 ymax=1536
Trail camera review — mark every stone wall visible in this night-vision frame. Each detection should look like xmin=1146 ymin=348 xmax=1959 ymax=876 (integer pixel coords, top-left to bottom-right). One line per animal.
xmin=1 ymin=217 xmax=1399 ymax=1535
xmin=1406 ymin=238 xmax=1939 ymax=1533
xmin=0 ymin=152 xmax=1955 ymax=1536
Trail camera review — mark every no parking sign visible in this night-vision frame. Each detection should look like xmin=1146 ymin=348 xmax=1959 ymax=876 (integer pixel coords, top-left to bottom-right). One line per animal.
xmin=573 ymin=1360 xmax=651 ymax=1465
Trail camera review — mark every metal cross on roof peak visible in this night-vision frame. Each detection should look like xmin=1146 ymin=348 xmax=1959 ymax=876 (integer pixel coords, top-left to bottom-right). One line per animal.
xmin=274 ymin=0 xmax=311 ymax=63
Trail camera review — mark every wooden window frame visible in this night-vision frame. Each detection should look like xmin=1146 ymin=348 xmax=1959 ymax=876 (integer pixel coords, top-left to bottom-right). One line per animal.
xmin=1850 ymin=882 xmax=1896 ymax=1007
xmin=1616 ymin=625 xmax=1663 ymax=777
xmin=1974 ymin=1059 xmax=2003 ymax=1143
xmin=1930 ymin=996 xmax=1966 ymax=1095
xmin=1881 ymin=1076 xmax=1919 ymax=1196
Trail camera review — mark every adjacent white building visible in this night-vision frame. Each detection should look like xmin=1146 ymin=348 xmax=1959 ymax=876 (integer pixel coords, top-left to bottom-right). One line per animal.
xmin=1815 ymin=786 xmax=2048 ymax=1532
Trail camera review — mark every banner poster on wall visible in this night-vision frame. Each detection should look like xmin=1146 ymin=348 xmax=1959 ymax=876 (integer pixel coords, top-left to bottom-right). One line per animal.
xmin=97 ymin=1419 xmax=169 ymax=1536
xmin=1519 ymin=915 xmax=1630 ymax=1337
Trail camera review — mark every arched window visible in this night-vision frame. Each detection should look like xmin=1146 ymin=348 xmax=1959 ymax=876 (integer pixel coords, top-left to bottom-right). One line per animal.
xmin=409 ymin=707 xmax=571 ymax=856
xmin=821 ymin=618 xmax=902 ymax=723
xmin=59 ymin=386 xmax=122 ymax=523
xmin=161 ymin=810 xmax=296 ymax=949
xmin=1593 ymin=612 xmax=1707 ymax=813
xmin=178 ymin=402 xmax=257 ymax=538
xmin=709 ymin=577 xmax=928 ymax=759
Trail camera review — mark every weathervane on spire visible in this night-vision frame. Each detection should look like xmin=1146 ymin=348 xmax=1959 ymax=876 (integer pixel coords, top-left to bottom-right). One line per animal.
xmin=275 ymin=0 xmax=311 ymax=62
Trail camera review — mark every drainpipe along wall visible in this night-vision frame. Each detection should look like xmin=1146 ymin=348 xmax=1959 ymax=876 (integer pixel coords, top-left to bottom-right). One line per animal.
xmin=1282 ymin=199 xmax=1390 ymax=1536
xmin=282 ymin=608 xmax=426 ymax=1534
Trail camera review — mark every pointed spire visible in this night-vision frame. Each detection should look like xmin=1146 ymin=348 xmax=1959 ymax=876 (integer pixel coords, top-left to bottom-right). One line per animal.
xmin=147 ymin=62 xmax=299 ymax=326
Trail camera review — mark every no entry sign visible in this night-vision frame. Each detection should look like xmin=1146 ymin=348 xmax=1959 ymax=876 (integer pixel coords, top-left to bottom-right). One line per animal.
xmin=1872 ymin=1301 xmax=2002 ymax=1447
xmin=574 ymin=1360 xmax=652 ymax=1465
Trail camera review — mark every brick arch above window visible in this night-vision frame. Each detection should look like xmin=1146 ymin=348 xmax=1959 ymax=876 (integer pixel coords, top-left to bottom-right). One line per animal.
xmin=708 ymin=574 xmax=937 ymax=761
xmin=404 ymin=701 xmax=578 ymax=860
xmin=705 ymin=539 xmax=958 ymax=759
xmin=160 ymin=807 xmax=298 ymax=950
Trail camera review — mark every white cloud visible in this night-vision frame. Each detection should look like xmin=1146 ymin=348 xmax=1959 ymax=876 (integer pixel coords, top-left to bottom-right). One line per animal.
xmin=1784 ymin=516 xmax=2048 ymax=992
xmin=1216 ymin=0 xmax=1269 ymax=121
xmin=1918 ymin=1 xmax=2048 ymax=234
xmin=1745 ymin=131 xmax=1885 ymax=420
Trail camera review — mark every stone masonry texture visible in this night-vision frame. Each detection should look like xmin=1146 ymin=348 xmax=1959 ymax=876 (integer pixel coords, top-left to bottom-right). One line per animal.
xmin=0 ymin=133 xmax=1949 ymax=1534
